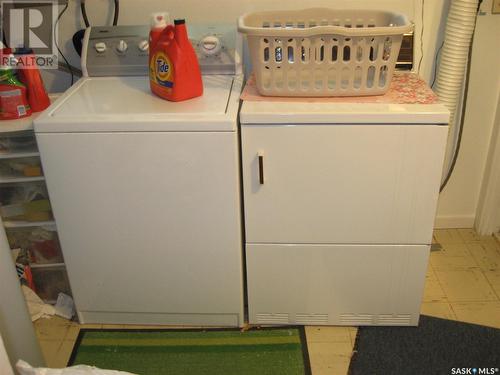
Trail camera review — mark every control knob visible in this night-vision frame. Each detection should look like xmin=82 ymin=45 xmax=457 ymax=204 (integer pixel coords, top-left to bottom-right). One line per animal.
xmin=138 ymin=40 xmax=149 ymax=52
xmin=116 ymin=40 xmax=128 ymax=53
xmin=94 ymin=42 xmax=106 ymax=53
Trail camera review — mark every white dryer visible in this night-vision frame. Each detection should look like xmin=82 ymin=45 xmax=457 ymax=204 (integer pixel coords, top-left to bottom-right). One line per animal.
xmin=34 ymin=25 xmax=244 ymax=326
xmin=240 ymin=76 xmax=449 ymax=326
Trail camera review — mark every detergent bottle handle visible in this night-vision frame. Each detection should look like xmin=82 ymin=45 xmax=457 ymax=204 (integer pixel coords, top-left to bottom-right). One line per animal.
xmin=164 ymin=24 xmax=175 ymax=42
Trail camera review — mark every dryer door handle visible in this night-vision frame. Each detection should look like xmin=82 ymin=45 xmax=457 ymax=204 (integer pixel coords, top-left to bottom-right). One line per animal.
xmin=258 ymin=152 xmax=264 ymax=185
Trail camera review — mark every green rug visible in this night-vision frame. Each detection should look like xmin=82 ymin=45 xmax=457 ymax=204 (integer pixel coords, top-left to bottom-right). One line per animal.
xmin=68 ymin=327 xmax=311 ymax=375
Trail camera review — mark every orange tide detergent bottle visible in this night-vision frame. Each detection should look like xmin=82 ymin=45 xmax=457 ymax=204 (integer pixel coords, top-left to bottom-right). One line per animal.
xmin=149 ymin=19 xmax=203 ymax=102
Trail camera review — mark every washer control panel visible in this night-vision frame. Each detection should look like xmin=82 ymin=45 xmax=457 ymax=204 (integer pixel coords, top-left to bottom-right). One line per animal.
xmin=83 ymin=24 xmax=240 ymax=77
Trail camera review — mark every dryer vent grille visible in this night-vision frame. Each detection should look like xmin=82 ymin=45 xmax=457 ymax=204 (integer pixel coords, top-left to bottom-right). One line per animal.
xmin=340 ymin=313 xmax=374 ymax=325
xmin=295 ymin=313 xmax=328 ymax=325
xmin=256 ymin=313 xmax=289 ymax=324
xmin=378 ymin=314 xmax=411 ymax=325
xmin=340 ymin=313 xmax=412 ymax=325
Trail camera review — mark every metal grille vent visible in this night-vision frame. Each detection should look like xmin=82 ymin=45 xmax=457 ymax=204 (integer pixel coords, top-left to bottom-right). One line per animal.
xmin=295 ymin=313 xmax=329 ymax=324
xmin=340 ymin=313 xmax=412 ymax=325
xmin=340 ymin=313 xmax=374 ymax=325
xmin=377 ymin=314 xmax=411 ymax=325
xmin=256 ymin=313 xmax=289 ymax=324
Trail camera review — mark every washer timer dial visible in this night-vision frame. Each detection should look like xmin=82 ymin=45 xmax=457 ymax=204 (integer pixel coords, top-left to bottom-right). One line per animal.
xmin=200 ymin=35 xmax=222 ymax=56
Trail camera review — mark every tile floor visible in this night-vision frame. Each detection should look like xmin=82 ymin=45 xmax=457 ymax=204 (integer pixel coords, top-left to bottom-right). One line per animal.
xmin=34 ymin=228 xmax=500 ymax=374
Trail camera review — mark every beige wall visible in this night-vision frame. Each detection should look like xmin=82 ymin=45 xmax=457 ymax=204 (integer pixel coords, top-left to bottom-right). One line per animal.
xmin=475 ymin=79 xmax=500 ymax=234
xmin=41 ymin=0 xmax=500 ymax=229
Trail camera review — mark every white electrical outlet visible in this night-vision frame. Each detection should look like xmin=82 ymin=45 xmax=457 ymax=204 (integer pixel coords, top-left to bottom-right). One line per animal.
xmin=493 ymin=0 xmax=500 ymax=14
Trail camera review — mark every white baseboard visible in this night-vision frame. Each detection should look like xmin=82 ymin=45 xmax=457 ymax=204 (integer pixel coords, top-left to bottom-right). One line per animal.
xmin=434 ymin=214 xmax=475 ymax=229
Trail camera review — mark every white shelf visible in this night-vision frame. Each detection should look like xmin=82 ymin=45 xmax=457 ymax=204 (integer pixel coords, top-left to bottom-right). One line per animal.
xmin=30 ymin=262 xmax=65 ymax=269
xmin=3 ymin=220 xmax=56 ymax=229
xmin=0 ymin=151 xmax=40 ymax=159
xmin=0 ymin=175 xmax=44 ymax=184
xmin=0 ymin=114 xmax=37 ymax=133
xmin=0 ymin=94 xmax=61 ymax=134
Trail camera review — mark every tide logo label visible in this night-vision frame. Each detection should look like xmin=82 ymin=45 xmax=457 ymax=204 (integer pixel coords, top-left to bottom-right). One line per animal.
xmin=150 ymin=51 xmax=174 ymax=88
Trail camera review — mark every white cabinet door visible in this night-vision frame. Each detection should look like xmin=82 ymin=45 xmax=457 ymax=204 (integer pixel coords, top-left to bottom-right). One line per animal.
xmin=241 ymin=124 xmax=447 ymax=244
xmin=247 ymin=243 xmax=429 ymax=326
xmin=37 ymin=132 xmax=244 ymax=326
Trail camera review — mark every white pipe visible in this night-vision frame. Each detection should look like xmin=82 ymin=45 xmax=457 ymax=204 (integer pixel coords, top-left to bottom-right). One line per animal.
xmin=434 ymin=0 xmax=479 ymax=175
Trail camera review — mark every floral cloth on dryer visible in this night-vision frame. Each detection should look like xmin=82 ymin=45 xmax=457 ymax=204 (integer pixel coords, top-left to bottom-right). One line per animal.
xmin=241 ymin=72 xmax=439 ymax=104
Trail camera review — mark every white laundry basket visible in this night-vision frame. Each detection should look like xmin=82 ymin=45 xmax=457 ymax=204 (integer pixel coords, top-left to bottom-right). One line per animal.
xmin=238 ymin=8 xmax=413 ymax=97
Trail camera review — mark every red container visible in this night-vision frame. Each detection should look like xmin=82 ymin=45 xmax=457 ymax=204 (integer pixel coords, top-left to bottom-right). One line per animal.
xmin=0 ymin=48 xmax=32 ymax=120
xmin=149 ymin=19 xmax=203 ymax=102
xmin=17 ymin=52 xmax=50 ymax=112
xmin=0 ymin=83 xmax=32 ymax=120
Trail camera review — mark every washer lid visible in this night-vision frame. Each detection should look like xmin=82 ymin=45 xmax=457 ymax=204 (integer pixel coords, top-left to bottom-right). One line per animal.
xmin=35 ymin=75 xmax=241 ymax=132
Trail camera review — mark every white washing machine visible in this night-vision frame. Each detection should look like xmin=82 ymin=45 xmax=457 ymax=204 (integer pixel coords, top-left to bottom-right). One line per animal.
xmin=240 ymin=78 xmax=450 ymax=326
xmin=34 ymin=25 xmax=245 ymax=326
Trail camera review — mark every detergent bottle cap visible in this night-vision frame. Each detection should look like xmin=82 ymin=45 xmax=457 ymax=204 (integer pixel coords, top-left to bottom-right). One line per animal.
xmin=174 ymin=19 xmax=185 ymax=25
xmin=150 ymin=12 xmax=170 ymax=29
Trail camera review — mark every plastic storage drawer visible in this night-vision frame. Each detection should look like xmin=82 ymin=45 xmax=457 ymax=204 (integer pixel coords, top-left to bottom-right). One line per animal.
xmin=6 ymin=225 xmax=63 ymax=265
xmin=31 ymin=265 xmax=71 ymax=303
